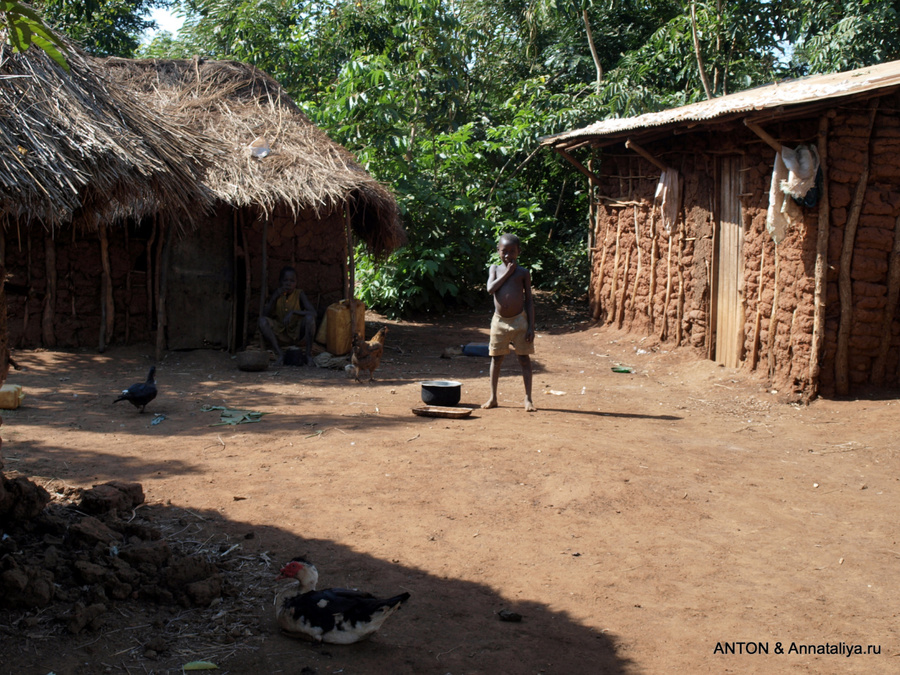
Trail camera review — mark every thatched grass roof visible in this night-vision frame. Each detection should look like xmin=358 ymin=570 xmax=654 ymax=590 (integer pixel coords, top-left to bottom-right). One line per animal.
xmin=101 ymin=57 xmax=405 ymax=258
xmin=0 ymin=32 xmax=216 ymax=228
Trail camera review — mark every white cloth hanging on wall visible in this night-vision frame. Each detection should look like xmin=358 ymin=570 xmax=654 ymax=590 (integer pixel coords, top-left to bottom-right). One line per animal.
xmin=780 ymin=144 xmax=820 ymax=199
xmin=654 ymin=167 xmax=682 ymax=234
xmin=766 ymin=150 xmax=802 ymax=244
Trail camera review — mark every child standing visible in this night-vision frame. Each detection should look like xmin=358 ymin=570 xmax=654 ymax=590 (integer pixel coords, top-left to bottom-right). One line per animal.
xmin=481 ymin=234 xmax=536 ymax=412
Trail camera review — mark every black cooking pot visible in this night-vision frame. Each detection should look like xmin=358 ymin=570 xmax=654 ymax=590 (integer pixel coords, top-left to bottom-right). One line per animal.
xmin=421 ymin=380 xmax=462 ymax=406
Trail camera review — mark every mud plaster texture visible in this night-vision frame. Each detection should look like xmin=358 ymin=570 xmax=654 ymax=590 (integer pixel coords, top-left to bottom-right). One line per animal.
xmin=3 ymin=203 xmax=346 ymax=350
xmin=0 ymin=297 xmax=898 ymax=674
xmin=589 ymin=94 xmax=900 ymax=399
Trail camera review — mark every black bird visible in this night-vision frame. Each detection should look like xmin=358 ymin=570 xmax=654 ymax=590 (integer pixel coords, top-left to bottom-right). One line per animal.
xmin=113 ymin=366 xmax=157 ymax=413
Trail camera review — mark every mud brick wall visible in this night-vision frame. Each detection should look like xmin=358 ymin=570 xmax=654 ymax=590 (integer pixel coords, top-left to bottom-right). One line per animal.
xmin=3 ymin=226 xmax=148 ymax=349
xmin=588 ymin=93 xmax=900 ymax=397
xmin=244 ymin=204 xmax=346 ymax=321
xmin=3 ymin=203 xmax=349 ymax=350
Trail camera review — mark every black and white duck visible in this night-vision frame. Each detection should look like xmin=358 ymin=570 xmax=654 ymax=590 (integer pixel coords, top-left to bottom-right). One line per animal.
xmin=275 ymin=558 xmax=410 ymax=645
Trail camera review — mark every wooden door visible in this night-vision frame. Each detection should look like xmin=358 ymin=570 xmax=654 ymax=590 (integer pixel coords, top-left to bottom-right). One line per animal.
xmin=714 ymin=156 xmax=744 ymax=367
xmin=166 ymin=219 xmax=234 ymax=350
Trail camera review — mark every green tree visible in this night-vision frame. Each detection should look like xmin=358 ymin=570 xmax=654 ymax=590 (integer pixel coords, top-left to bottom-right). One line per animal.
xmin=35 ymin=0 xmax=167 ymax=57
xmin=785 ymin=0 xmax=900 ymax=74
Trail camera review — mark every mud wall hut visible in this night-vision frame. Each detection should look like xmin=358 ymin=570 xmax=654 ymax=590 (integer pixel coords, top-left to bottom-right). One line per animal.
xmin=0 ymin=39 xmax=214 ymax=356
xmin=3 ymin=56 xmax=402 ymax=355
xmin=100 ymin=58 xmax=404 ymax=354
xmin=542 ymin=60 xmax=900 ymax=399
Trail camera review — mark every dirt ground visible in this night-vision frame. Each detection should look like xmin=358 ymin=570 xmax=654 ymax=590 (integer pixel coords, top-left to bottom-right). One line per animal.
xmin=1 ymin=297 xmax=898 ymax=675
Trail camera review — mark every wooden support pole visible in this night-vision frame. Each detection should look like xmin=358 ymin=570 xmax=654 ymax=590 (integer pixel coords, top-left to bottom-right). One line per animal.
xmin=345 ymin=205 xmax=356 ymax=301
xmin=258 ymin=215 xmax=269 ymax=321
xmin=648 ymin=206 xmax=658 ymax=322
xmin=767 ymin=245 xmax=780 ymax=380
xmin=675 ymin=225 xmax=685 ymax=345
xmin=42 ymin=234 xmax=56 ymax=348
xmin=660 ymin=234 xmax=673 ymax=341
xmin=22 ymin=229 xmax=31 ymax=346
xmin=872 ymin=212 xmax=900 ymax=386
xmin=98 ymin=225 xmax=114 ymax=353
xmin=809 ymin=114 xmax=831 ymax=395
xmin=629 ymin=206 xmax=642 ymax=308
xmin=749 ymin=243 xmax=766 ymax=370
xmin=228 ymin=209 xmax=238 ymax=353
xmin=593 ymin=207 xmax=610 ymax=321
xmin=836 ymin=100 xmax=879 ymax=395
xmin=608 ymin=215 xmax=623 ymax=323
xmin=552 ymin=147 xmax=603 ymax=187
xmin=617 ymin=247 xmax=631 ymax=328
xmin=625 ymin=140 xmax=668 ymax=172
xmin=155 ymin=223 xmax=170 ymax=362
xmin=744 ymin=119 xmax=782 ymax=153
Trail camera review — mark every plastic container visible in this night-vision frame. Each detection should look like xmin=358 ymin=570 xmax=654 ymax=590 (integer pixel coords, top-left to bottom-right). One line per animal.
xmin=0 ymin=384 xmax=24 ymax=409
xmin=326 ymin=299 xmax=366 ymax=356
xmin=462 ymin=343 xmax=490 ymax=357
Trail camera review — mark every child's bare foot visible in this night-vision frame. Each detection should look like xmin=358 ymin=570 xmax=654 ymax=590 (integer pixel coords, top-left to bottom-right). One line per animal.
xmin=481 ymin=398 xmax=498 ymax=409
xmin=524 ymin=398 xmax=536 ymax=412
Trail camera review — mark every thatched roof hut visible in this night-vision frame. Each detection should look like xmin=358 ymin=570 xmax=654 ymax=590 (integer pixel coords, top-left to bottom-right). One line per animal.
xmin=85 ymin=57 xmax=404 ymax=353
xmin=0 ymin=39 xmax=215 ymax=228
xmin=100 ymin=57 xmax=404 ymax=258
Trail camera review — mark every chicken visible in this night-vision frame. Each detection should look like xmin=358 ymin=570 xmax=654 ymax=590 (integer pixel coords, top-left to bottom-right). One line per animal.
xmin=275 ymin=558 xmax=410 ymax=644
xmin=351 ymin=326 xmax=387 ymax=382
xmin=113 ymin=366 xmax=157 ymax=413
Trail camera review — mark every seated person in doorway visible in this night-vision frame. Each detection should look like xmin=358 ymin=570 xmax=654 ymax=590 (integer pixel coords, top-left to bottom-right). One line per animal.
xmin=259 ymin=266 xmax=316 ymax=366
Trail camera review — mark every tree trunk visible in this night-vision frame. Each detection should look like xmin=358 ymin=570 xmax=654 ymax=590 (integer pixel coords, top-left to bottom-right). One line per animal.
xmin=582 ymin=9 xmax=603 ymax=94
xmin=690 ymin=1 xmax=713 ymax=99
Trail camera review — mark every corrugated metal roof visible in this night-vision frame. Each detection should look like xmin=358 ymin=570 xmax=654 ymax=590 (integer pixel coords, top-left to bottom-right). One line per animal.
xmin=542 ymin=59 xmax=900 ymax=147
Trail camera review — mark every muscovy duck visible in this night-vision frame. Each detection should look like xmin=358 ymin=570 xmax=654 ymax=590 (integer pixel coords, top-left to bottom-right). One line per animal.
xmin=113 ymin=366 xmax=157 ymax=413
xmin=275 ymin=558 xmax=410 ymax=644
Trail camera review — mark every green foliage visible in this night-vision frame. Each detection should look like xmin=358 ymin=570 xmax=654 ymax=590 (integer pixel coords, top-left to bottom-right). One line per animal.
xmin=35 ymin=0 xmax=165 ymax=57
xmin=1 ymin=0 xmax=70 ymax=68
xmin=785 ymin=0 xmax=900 ymax=74
xmin=41 ymin=0 xmax=900 ymax=316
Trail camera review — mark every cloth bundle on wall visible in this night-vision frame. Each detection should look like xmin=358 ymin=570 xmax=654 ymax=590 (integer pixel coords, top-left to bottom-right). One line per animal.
xmin=654 ymin=167 xmax=682 ymax=234
xmin=766 ymin=144 xmax=820 ymax=244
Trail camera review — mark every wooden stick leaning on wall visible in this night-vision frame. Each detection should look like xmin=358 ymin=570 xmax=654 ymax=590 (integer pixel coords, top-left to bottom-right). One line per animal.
xmin=98 ymin=225 xmax=114 ymax=352
xmin=22 ymin=229 xmax=31 ymax=345
xmin=592 ymin=203 xmax=610 ymax=321
xmin=629 ymin=205 xmax=642 ymax=308
xmin=659 ymin=233 xmax=673 ymax=341
xmin=766 ymin=245 xmax=780 ymax=380
xmin=155 ymin=221 xmax=170 ymax=362
xmin=258 ymin=215 xmax=269 ymax=322
xmin=675 ymin=223 xmax=685 ymax=345
xmin=749 ymin=243 xmax=766 ymax=370
xmin=835 ymin=100 xmax=879 ymax=396
xmin=146 ymin=218 xmax=156 ymax=331
xmin=228 ymin=210 xmax=238 ymax=353
xmin=608 ymin=214 xmax=623 ymax=323
xmin=809 ymin=113 xmax=832 ymax=395
xmin=617 ymin=246 xmax=631 ymax=329
xmin=240 ymin=210 xmax=252 ymax=349
xmin=344 ymin=204 xmax=358 ymax=331
xmin=648 ymin=205 xmax=658 ymax=323
xmin=42 ymin=234 xmax=56 ymax=348
xmin=872 ymin=212 xmax=900 ymax=386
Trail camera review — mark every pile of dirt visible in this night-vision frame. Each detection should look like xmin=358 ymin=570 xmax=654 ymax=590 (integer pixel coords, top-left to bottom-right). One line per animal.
xmin=0 ymin=477 xmax=268 ymax=665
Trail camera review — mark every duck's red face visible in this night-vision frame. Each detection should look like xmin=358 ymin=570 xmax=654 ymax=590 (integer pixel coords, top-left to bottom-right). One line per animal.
xmin=277 ymin=561 xmax=304 ymax=580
